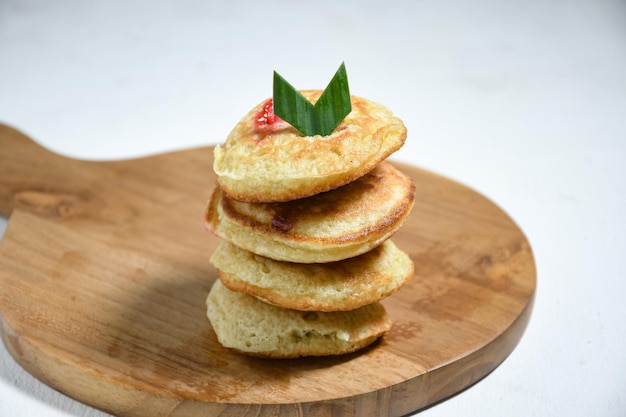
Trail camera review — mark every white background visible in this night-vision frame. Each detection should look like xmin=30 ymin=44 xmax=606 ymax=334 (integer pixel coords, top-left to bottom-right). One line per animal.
xmin=1 ymin=0 xmax=625 ymax=416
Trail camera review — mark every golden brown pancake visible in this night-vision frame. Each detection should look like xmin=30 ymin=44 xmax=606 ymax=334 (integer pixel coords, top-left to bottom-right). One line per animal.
xmin=211 ymin=240 xmax=414 ymax=311
xmin=206 ymin=280 xmax=392 ymax=358
xmin=205 ymin=161 xmax=415 ymax=263
xmin=213 ymin=90 xmax=407 ymax=203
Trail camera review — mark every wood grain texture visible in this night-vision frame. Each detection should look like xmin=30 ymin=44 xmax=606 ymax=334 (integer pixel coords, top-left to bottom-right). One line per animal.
xmin=0 ymin=123 xmax=536 ymax=417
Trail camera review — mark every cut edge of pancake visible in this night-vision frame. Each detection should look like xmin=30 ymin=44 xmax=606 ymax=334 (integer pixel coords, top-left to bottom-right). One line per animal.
xmin=206 ymin=280 xmax=392 ymax=358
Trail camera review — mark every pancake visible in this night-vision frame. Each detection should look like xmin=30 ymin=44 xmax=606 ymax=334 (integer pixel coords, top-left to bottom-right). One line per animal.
xmin=213 ymin=90 xmax=407 ymax=203
xmin=205 ymin=161 xmax=416 ymax=263
xmin=206 ymin=280 xmax=392 ymax=358
xmin=211 ymin=239 xmax=414 ymax=311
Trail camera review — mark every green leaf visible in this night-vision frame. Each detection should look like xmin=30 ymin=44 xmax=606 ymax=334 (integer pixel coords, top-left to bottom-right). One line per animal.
xmin=273 ymin=62 xmax=352 ymax=137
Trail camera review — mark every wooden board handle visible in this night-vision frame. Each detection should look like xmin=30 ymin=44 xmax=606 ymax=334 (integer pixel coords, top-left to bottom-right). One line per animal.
xmin=0 ymin=124 xmax=85 ymax=217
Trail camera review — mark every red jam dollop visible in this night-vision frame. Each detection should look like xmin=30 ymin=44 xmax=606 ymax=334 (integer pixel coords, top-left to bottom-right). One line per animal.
xmin=254 ymin=99 xmax=288 ymax=134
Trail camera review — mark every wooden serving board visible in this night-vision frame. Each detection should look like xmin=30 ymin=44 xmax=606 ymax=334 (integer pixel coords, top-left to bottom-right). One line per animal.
xmin=0 ymin=123 xmax=536 ymax=417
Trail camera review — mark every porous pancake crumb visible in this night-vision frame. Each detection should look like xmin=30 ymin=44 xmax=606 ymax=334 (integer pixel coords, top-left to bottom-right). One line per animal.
xmin=206 ymin=280 xmax=392 ymax=358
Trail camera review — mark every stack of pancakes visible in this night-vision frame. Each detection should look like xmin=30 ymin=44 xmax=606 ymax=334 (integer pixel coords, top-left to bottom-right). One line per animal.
xmin=205 ymin=91 xmax=415 ymax=358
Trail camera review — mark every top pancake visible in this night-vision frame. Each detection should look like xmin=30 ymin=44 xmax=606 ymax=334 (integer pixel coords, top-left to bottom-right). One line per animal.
xmin=213 ymin=90 xmax=407 ymax=203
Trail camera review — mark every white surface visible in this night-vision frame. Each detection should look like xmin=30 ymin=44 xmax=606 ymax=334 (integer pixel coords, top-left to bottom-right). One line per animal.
xmin=1 ymin=0 xmax=625 ymax=416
